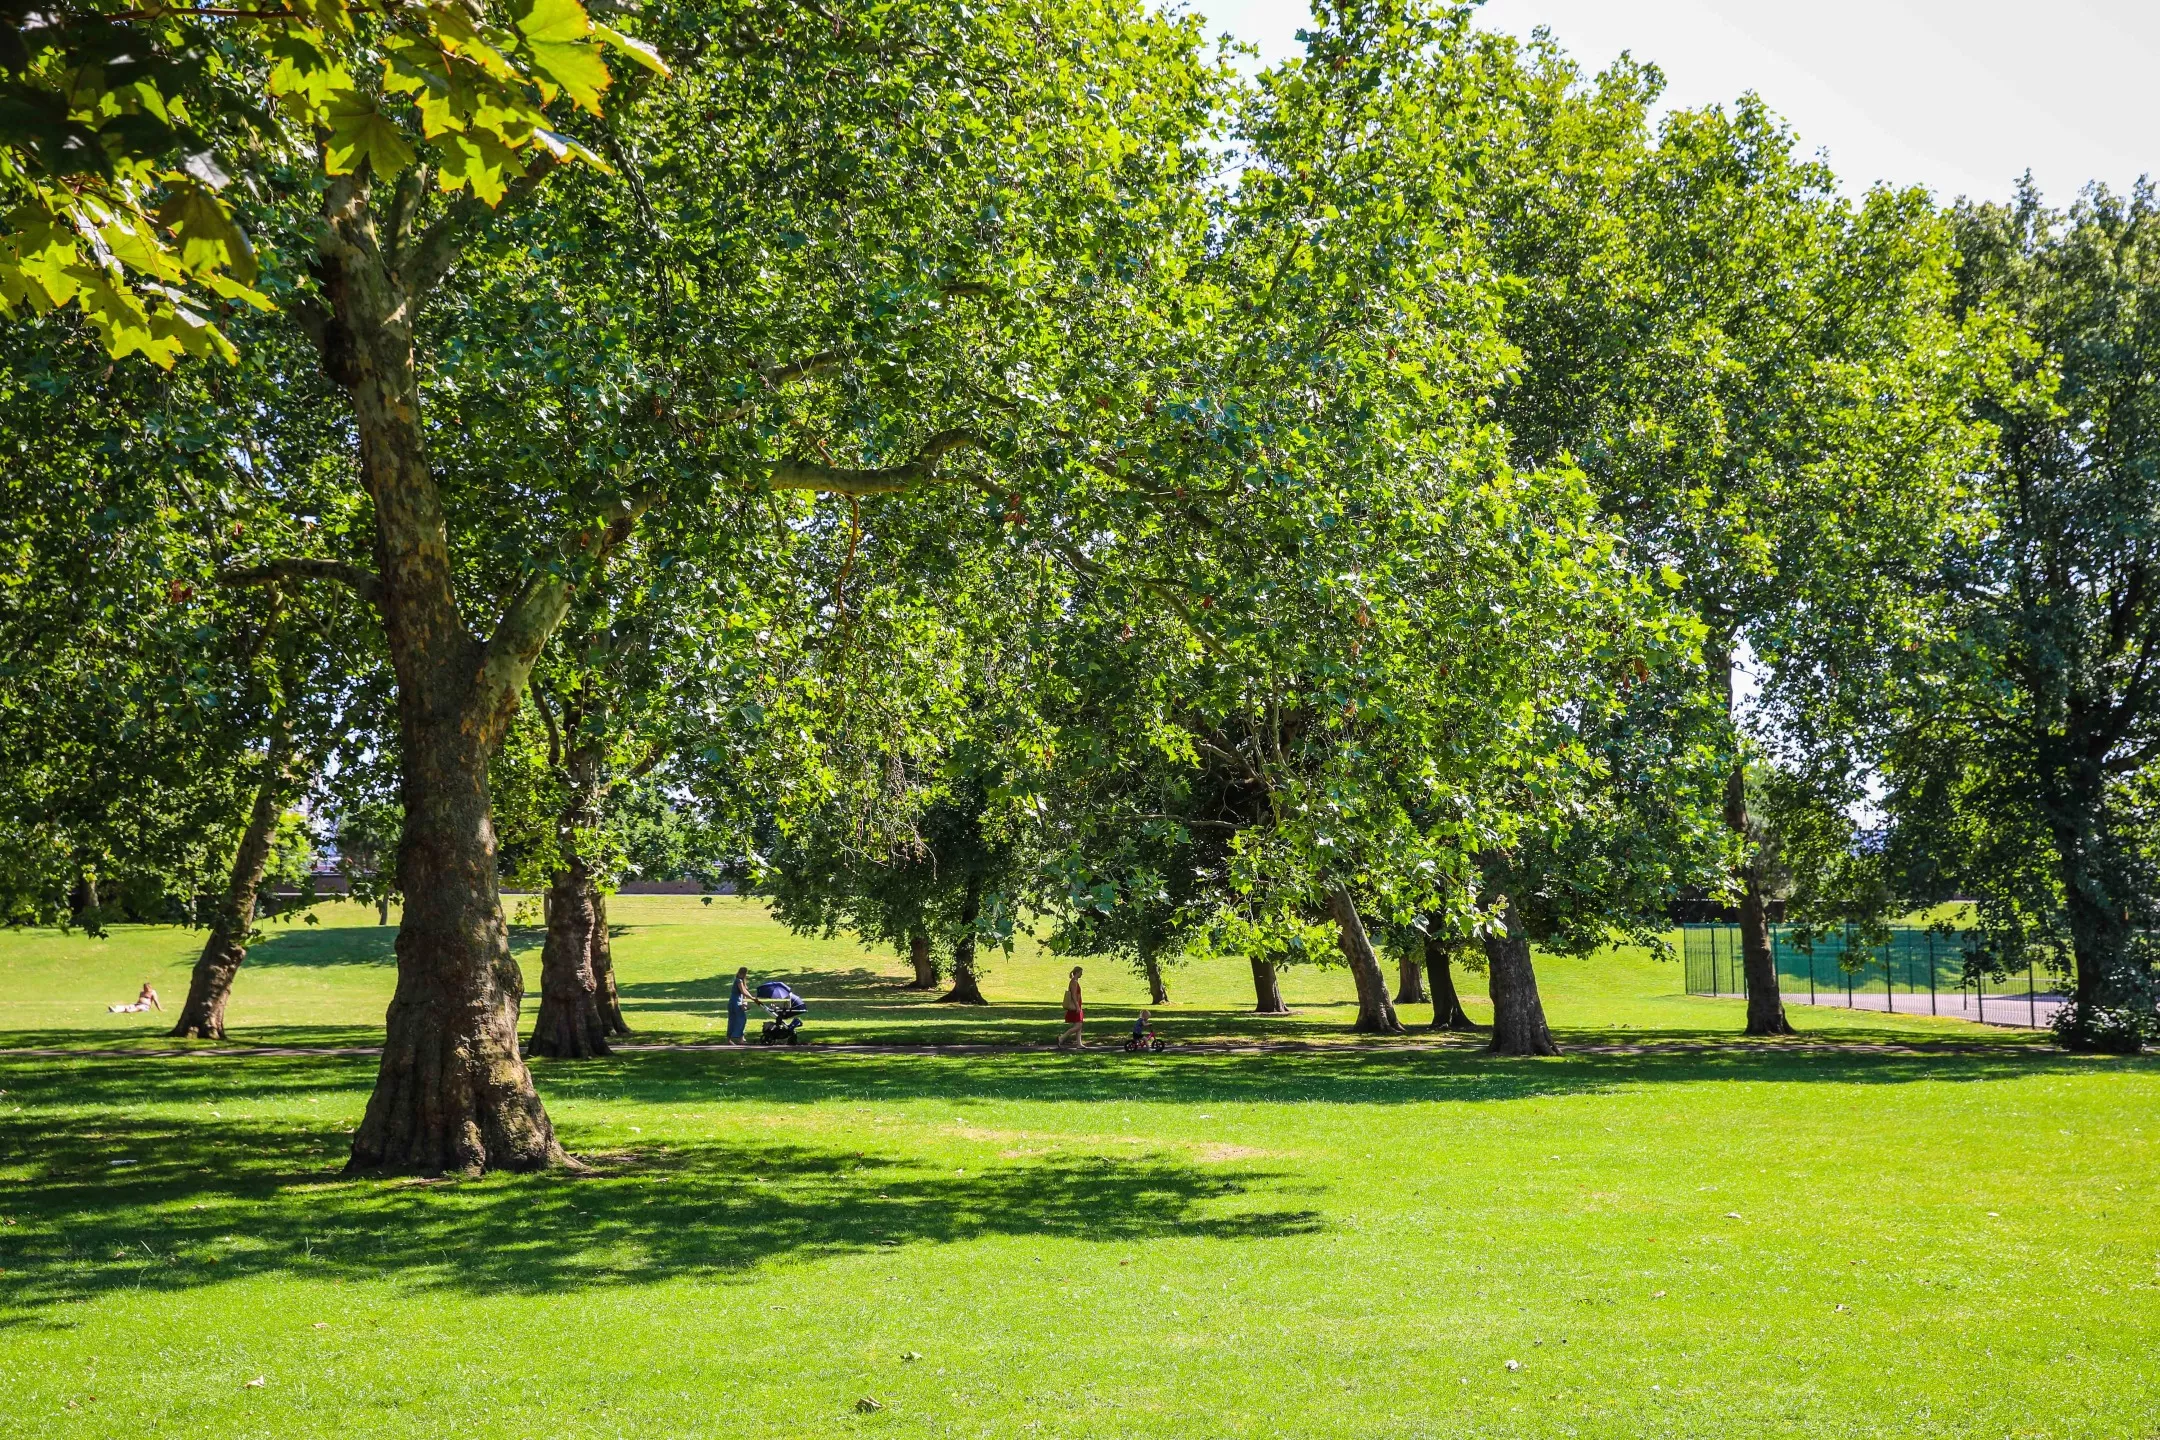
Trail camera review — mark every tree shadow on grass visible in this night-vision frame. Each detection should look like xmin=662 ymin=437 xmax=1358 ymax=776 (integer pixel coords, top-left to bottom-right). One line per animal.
xmin=242 ymin=925 xmax=548 ymax=969
xmin=0 ymin=1085 xmax=1318 ymax=1325
xmin=552 ymin=1042 xmax=2130 ymax=1112
xmin=1 ymin=1041 xmax=2141 ymax=1324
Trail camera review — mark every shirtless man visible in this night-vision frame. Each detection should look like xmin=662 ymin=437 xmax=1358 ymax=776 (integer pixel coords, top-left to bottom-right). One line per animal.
xmin=1057 ymin=966 xmax=1085 ymax=1050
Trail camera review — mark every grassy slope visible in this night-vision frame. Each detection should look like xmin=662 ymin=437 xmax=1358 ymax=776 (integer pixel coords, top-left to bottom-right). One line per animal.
xmin=1 ymin=903 xmax=2152 ymax=1438
xmin=0 ymin=893 xmax=2049 ymax=1048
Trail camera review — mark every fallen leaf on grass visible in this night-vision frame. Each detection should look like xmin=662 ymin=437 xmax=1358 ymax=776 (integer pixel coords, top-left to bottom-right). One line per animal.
xmin=1505 ymin=1360 xmax=1522 ymax=1372
xmin=1724 ymin=1212 xmax=1742 ymax=1220
xmin=242 ymin=1377 xmax=266 ymax=1390
xmin=901 ymin=1351 xmax=923 ymax=1362
xmin=1652 ymin=1290 xmax=1666 ymax=1298
xmin=312 ymin=1322 xmax=330 ymax=1330
xmin=855 ymin=1397 xmax=883 ymax=1412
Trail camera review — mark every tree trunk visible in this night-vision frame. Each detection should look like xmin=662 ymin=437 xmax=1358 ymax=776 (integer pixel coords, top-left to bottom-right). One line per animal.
xmin=171 ymin=731 xmax=293 ymax=1040
xmin=1737 ymin=866 xmax=1793 ymax=1036
xmin=527 ymin=859 xmax=612 ymax=1059
xmin=1141 ymin=946 xmax=1168 ymax=1006
xmin=2051 ymin=787 xmax=2145 ymax=1052
xmin=904 ymin=928 xmax=940 ymax=989
xmin=1484 ymin=900 xmax=1558 ymax=1056
xmin=1328 ymin=884 xmax=1405 ymax=1035
xmin=528 ymin=737 xmax=616 ymax=1060
xmin=591 ymin=890 xmax=628 ymax=1035
xmin=72 ymin=870 xmax=100 ymax=925
xmin=376 ymin=892 xmax=392 ymax=925
xmin=323 ymin=182 xmax=572 ymax=1175
xmin=1425 ymin=929 xmax=1479 ymax=1031
xmin=939 ymin=875 xmax=988 ymax=1004
xmin=1394 ymin=946 xmax=1428 ymax=1005
xmin=349 ymin=710 xmax=565 ymax=1173
xmin=1250 ymin=956 xmax=1289 ymax=1014
xmin=1712 ymin=643 xmax=1794 ymax=1037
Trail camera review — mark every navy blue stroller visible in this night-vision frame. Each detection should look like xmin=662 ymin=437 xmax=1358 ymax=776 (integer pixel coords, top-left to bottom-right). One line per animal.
xmin=755 ymin=981 xmax=807 ymax=1045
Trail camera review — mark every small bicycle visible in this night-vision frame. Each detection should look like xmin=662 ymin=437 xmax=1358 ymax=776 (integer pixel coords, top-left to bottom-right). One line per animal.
xmin=1122 ymin=1028 xmax=1166 ymax=1053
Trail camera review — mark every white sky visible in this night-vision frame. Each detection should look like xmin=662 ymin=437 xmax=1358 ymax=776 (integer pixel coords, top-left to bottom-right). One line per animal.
xmin=1191 ymin=0 xmax=2159 ymax=206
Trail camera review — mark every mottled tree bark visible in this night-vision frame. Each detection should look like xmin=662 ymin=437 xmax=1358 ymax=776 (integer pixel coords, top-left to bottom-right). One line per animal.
xmin=1250 ymin=956 xmax=1289 ymax=1014
xmin=311 ymin=173 xmax=583 ymax=1175
xmin=904 ymin=929 xmax=940 ymax=989
xmin=1484 ymin=901 xmax=1558 ymax=1056
xmin=528 ymin=741 xmax=614 ymax=1059
xmin=939 ymin=874 xmax=988 ymax=1004
xmin=528 ymin=859 xmax=611 ymax=1059
xmin=1424 ymin=929 xmax=1479 ymax=1031
xmin=1328 ymin=885 xmax=1405 ymax=1035
xmin=376 ymin=892 xmax=392 ymax=925
xmin=1393 ymin=946 xmax=1428 ymax=1006
xmin=591 ymin=890 xmax=628 ymax=1036
xmin=171 ymin=728 xmax=294 ymax=1040
xmin=351 ymin=712 xmax=564 ymax=1173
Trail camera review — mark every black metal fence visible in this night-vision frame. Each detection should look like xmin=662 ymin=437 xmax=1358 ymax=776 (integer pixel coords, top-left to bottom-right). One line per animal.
xmin=1680 ymin=923 xmax=2058 ymax=1027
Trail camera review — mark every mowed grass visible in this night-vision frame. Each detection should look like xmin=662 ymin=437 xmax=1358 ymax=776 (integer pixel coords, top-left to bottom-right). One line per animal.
xmin=1 ymin=902 xmax=2155 ymax=1438
xmin=0 ymin=893 xmax=2060 ymax=1048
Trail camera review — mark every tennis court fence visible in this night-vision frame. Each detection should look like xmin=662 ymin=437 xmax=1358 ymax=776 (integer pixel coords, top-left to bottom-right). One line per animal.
xmin=1680 ymin=923 xmax=2063 ymax=1029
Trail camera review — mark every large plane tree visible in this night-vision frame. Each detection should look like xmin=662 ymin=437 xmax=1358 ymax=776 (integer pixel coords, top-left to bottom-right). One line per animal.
xmin=1875 ymin=184 xmax=2160 ymax=1053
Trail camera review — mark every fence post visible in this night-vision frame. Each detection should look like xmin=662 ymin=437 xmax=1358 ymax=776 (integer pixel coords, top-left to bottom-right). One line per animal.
xmin=1929 ymin=933 xmax=1937 ymax=1016
xmin=1808 ymin=943 xmax=1816 ymax=1006
xmin=1710 ymin=923 xmax=1719 ymax=998
xmin=2028 ymin=959 xmax=2036 ymax=1029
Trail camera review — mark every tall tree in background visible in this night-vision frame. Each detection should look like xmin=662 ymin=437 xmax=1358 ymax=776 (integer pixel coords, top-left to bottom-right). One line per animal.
xmin=168 ymin=605 xmax=382 ymax=1039
xmin=1488 ymin=67 xmax=1988 ymax=1035
xmin=1874 ymin=183 xmax=2160 ymax=1053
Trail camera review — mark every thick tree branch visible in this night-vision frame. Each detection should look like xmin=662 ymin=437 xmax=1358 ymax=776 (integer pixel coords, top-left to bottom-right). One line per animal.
xmin=476 ymin=491 xmax=661 ymax=726
xmin=405 ymin=159 xmax=560 ymax=301
xmin=768 ymin=429 xmax=987 ymax=495
xmin=765 ymin=349 xmax=850 ymax=387
xmin=218 ymin=558 xmax=384 ymax=611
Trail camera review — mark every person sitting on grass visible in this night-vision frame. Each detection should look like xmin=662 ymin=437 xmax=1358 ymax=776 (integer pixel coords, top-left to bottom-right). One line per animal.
xmin=108 ymin=980 xmax=161 ymax=1014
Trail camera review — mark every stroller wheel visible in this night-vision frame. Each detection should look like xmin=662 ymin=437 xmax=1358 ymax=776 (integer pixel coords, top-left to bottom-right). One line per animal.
xmin=788 ymin=1030 xmax=803 ymax=1046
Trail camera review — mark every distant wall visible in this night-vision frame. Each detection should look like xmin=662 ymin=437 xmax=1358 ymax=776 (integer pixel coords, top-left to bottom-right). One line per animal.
xmin=614 ymin=880 xmax=740 ymax=896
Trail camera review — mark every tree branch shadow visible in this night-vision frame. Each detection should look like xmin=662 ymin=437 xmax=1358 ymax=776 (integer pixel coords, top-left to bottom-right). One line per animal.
xmin=0 ymin=1080 xmax=1318 ymax=1325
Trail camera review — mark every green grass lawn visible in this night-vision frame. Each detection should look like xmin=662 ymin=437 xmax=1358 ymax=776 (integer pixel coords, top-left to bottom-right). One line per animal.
xmin=1 ymin=900 xmax=2154 ymax=1437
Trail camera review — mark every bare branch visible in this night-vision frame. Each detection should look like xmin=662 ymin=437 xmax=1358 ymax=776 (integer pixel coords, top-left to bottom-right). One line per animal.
xmin=217 ymin=558 xmax=384 ymax=611
xmin=1192 ymin=735 xmax=1265 ymax=786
